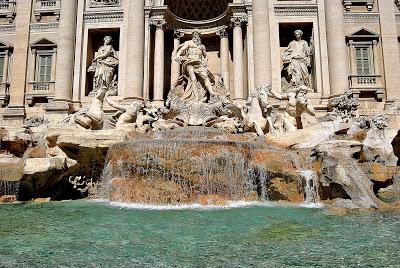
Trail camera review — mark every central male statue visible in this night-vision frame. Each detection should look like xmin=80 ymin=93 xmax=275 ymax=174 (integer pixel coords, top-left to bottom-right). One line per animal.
xmin=174 ymin=31 xmax=219 ymax=102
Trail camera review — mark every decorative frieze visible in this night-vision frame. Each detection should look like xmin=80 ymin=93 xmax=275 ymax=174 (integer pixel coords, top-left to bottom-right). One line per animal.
xmin=343 ymin=12 xmax=379 ymax=23
xmin=30 ymin=22 xmax=59 ymax=31
xmin=274 ymin=6 xmax=318 ymax=17
xmin=84 ymin=12 xmax=124 ymax=23
xmin=89 ymin=0 xmax=121 ymax=7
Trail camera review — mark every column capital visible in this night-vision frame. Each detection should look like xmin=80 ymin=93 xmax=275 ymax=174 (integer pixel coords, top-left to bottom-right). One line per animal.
xmin=216 ymin=26 xmax=228 ymax=38
xmin=230 ymin=15 xmax=248 ymax=28
xmin=173 ymin=29 xmax=184 ymax=39
xmin=150 ymin=18 xmax=167 ymax=30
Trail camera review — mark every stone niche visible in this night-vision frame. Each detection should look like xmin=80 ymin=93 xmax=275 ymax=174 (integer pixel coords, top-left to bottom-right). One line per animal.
xmin=279 ymin=22 xmax=316 ymax=92
xmin=85 ymin=28 xmax=120 ymax=96
xmin=147 ymin=30 xmax=229 ymax=101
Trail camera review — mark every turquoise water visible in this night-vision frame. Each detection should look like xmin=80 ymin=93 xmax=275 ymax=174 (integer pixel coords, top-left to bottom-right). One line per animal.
xmin=0 ymin=201 xmax=399 ymax=268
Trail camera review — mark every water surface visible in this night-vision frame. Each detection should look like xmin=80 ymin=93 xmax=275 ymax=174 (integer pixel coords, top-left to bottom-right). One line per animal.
xmin=0 ymin=201 xmax=399 ymax=267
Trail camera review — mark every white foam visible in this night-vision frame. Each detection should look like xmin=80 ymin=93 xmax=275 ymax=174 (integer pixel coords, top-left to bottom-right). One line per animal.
xmin=89 ymin=199 xmax=324 ymax=211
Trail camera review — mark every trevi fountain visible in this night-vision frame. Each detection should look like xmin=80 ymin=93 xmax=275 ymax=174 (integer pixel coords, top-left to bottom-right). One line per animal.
xmin=0 ymin=31 xmax=399 ymax=267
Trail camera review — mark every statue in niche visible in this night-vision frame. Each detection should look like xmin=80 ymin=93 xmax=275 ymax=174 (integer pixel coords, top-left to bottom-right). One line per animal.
xmin=88 ymin=36 xmax=119 ymax=96
xmin=173 ymin=31 xmax=226 ymax=103
xmin=270 ymin=85 xmax=316 ymax=132
xmin=282 ymin=30 xmax=312 ymax=89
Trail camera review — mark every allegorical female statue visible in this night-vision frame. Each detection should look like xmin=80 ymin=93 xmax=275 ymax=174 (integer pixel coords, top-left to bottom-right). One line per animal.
xmin=88 ymin=36 xmax=119 ymax=95
xmin=282 ymin=30 xmax=311 ymax=88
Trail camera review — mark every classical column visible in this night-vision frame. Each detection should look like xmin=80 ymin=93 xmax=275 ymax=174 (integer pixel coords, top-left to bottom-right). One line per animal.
xmin=51 ymin=48 xmax=57 ymax=81
xmin=171 ymin=30 xmax=183 ymax=89
xmin=252 ymin=0 xmax=272 ymax=87
xmin=324 ymin=0 xmax=349 ymax=96
xmin=53 ymin=0 xmax=78 ymax=105
xmin=217 ymin=27 xmax=230 ymax=91
xmin=378 ymin=0 xmax=400 ymax=101
xmin=2 ymin=49 xmax=9 ymax=82
xmin=5 ymin=0 xmax=32 ymax=124
xmin=126 ymin=0 xmax=145 ymax=101
xmin=151 ymin=19 xmax=167 ymax=107
xmin=231 ymin=16 xmax=247 ymax=103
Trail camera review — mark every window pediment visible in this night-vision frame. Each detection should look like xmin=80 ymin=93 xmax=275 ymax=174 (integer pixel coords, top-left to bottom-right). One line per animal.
xmin=346 ymin=28 xmax=380 ymax=42
xmin=30 ymin=38 xmax=57 ymax=49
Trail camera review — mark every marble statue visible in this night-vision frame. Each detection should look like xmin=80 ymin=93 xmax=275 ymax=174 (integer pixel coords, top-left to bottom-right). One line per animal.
xmin=238 ymin=85 xmax=279 ymax=136
xmin=330 ymin=90 xmax=359 ymax=120
xmin=105 ymin=95 xmax=144 ymax=129
xmin=270 ymin=85 xmax=316 ymax=132
xmin=282 ymin=30 xmax=312 ymax=88
xmin=164 ymin=31 xmax=231 ymax=127
xmin=65 ymin=88 xmax=106 ymax=130
xmin=174 ymin=31 xmax=222 ymax=102
xmin=88 ymin=36 xmax=119 ymax=96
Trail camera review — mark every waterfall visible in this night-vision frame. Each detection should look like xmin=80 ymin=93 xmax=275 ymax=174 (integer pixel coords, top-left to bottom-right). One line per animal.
xmin=258 ymin=169 xmax=269 ymax=201
xmin=300 ymin=170 xmax=320 ymax=204
xmin=0 ymin=181 xmax=20 ymax=197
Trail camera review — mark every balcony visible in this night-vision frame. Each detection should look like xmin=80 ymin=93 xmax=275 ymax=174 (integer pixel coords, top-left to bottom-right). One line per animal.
xmin=349 ymin=74 xmax=384 ymax=100
xmin=26 ymin=81 xmax=55 ymax=106
xmin=0 ymin=0 xmax=16 ymax=23
xmin=343 ymin=0 xmax=374 ymax=11
xmin=33 ymin=0 xmax=60 ymax=22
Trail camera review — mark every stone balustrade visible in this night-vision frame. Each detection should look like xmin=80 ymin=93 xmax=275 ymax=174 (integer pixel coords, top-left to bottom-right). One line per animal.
xmin=349 ymin=74 xmax=382 ymax=87
xmin=342 ymin=0 xmax=374 ymax=11
xmin=33 ymin=0 xmax=60 ymax=22
xmin=0 ymin=0 xmax=16 ymax=23
xmin=26 ymin=81 xmax=55 ymax=105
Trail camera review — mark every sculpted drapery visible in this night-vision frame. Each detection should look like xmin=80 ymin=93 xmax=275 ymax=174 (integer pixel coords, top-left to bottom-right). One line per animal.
xmin=282 ymin=30 xmax=311 ymax=88
xmin=88 ymin=36 xmax=119 ymax=95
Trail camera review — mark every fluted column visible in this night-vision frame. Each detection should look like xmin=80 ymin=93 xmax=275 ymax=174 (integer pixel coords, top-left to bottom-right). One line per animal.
xmin=378 ymin=0 xmax=400 ymax=101
xmin=151 ymin=19 xmax=167 ymax=107
xmin=171 ymin=30 xmax=183 ymax=88
xmin=217 ymin=27 xmax=230 ymax=91
xmin=252 ymin=0 xmax=272 ymax=87
xmin=53 ymin=0 xmax=78 ymax=103
xmin=2 ymin=49 xmax=9 ymax=82
xmin=125 ymin=0 xmax=145 ymax=101
xmin=324 ymin=0 xmax=349 ymax=96
xmin=232 ymin=16 xmax=247 ymax=102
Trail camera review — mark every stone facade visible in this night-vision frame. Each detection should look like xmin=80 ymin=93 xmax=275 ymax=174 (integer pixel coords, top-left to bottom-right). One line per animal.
xmin=0 ymin=0 xmax=399 ymax=125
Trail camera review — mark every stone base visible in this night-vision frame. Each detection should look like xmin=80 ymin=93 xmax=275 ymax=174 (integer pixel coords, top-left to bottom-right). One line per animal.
xmin=45 ymin=101 xmax=73 ymax=122
xmin=151 ymin=100 xmax=165 ymax=108
xmin=2 ymin=106 xmax=25 ymax=126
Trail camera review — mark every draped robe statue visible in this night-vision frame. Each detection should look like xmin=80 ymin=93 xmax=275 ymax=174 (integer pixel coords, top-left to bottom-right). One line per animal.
xmin=282 ymin=30 xmax=311 ymax=88
xmin=88 ymin=36 xmax=119 ymax=95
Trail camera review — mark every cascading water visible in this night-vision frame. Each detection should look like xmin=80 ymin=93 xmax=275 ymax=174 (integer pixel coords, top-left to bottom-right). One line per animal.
xmin=299 ymin=170 xmax=320 ymax=204
xmin=0 ymin=181 xmax=20 ymax=197
xmin=100 ymin=127 xmax=272 ymax=205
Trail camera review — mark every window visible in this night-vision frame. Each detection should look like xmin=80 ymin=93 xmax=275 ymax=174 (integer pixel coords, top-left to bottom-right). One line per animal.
xmin=0 ymin=54 xmax=4 ymax=82
xmin=355 ymin=46 xmax=373 ymax=76
xmin=36 ymin=54 xmax=52 ymax=82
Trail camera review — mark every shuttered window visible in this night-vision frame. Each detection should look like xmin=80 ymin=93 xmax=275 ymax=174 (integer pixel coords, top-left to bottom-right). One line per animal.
xmin=356 ymin=46 xmax=373 ymax=75
xmin=36 ymin=54 xmax=52 ymax=82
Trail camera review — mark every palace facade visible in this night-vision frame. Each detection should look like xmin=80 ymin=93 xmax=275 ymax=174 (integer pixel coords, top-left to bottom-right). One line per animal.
xmin=0 ymin=0 xmax=399 ymax=125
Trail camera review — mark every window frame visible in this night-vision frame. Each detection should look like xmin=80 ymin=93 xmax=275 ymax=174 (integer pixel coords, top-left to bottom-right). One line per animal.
xmin=35 ymin=50 xmax=53 ymax=83
xmin=354 ymin=44 xmax=374 ymax=76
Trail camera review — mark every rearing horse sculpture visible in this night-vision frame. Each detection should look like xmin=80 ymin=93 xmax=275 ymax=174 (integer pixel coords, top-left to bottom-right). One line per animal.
xmin=240 ymin=85 xmax=273 ymax=136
